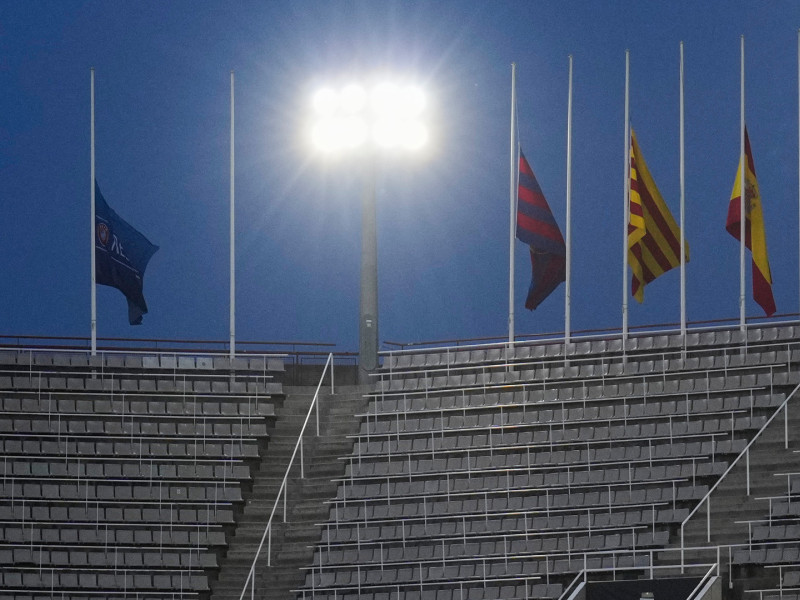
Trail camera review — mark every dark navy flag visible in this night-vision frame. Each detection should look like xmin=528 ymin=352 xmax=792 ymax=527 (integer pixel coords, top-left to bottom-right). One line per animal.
xmin=515 ymin=149 xmax=566 ymax=310
xmin=94 ymin=181 xmax=159 ymax=325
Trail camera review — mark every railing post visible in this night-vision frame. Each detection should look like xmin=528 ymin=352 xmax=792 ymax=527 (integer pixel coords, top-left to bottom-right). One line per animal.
xmin=706 ymin=497 xmax=711 ymax=542
xmin=283 ymin=484 xmax=287 ymax=522
xmin=746 ymin=449 xmax=750 ymax=496
xmin=785 ymin=402 xmax=789 ymax=449
xmin=300 ymin=437 xmax=305 ymax=479
xmin=267 ymin=524 xmax=271 ymax=567
xmin=330 ymin=353 xmax=335 ymax=395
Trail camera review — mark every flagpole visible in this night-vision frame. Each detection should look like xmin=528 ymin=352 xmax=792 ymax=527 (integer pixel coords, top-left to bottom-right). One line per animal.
xmin=679 ymin=42 xmax=687 ymax=345
xmin=230 ymin=71 xmax=236 ymax=360
xmin=740 ymin=36 xmax=746 ymax=333
xmin=90 ymin=68 xmax=97 ymax=357
xmin=797 ymin=28 xmax=799 ymax=320
xmin=565 ymin=55 xmax=573 ymax=352
xmin=622 ymin=50 xmax=630 ymax=346
xmin=508 ymin=62 xmax=517 ymax=345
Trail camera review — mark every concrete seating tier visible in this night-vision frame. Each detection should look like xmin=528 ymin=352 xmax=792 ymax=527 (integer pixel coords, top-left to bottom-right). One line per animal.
xmin=300 ymin=325 xmax=797 ymax=600
xmin=0 ymin=349 xmax=283 ymax=599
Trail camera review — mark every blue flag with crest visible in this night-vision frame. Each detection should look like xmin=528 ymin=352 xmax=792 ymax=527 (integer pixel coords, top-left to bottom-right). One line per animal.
xmin=94 ymin=181 xmax=158 ymax=325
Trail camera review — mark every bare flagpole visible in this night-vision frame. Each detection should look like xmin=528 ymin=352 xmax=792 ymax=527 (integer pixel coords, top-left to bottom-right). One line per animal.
xmin=740 ymin=36 xmax=746 ymax=333
xmin=680 ymin=42 xmax=687 ymax=345
xmin=90 ymin=68 xmax=97 ymax=356
xmin=565 ymin=55 xmax=573 ymax=352
xmin=622 ymin=50 xmax=630 ymax=346
xmin=797 ymin=29 xmax=799 ymax=319
xmin=230 ymin=71 xmax=236 ymax=359
xmin=508 ymin=63 xmax=517 ymax=345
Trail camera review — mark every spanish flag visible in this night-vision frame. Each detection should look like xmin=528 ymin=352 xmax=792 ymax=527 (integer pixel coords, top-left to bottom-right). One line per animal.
xmin=628 ymin=129 xmax=688 ymax=303
xmin=726 ymin=128 xmax=776 ymax=317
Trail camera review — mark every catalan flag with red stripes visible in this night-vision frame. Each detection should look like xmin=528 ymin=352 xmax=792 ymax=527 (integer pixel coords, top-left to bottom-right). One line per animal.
xmin=516 ymin=149 xmax=566 ymax=310
xmin=726 ymin=128 xmax=776 ymax=317
xmin=628 ymin=129 xmax=688 ymax=303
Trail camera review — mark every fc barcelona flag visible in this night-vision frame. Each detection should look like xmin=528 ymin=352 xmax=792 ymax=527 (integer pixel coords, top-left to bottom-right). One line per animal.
xmin=515 ymin=149 xmax=566 ymax=310
xmin=94 ymin=181 xmax=159 ymax=325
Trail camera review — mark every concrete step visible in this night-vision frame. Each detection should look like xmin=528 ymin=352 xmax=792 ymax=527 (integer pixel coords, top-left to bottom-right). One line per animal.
xmin=209 ymin=385 xmax=369 ymax=600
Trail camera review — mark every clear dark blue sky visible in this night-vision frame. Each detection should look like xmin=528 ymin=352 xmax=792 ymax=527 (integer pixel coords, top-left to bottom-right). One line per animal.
xmin=2 ymin=1 xmax=800 ymax=351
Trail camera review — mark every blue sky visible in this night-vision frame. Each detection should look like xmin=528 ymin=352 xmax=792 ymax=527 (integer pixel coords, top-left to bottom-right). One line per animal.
xmin=2 ymin=1 xmax=800 ymax=351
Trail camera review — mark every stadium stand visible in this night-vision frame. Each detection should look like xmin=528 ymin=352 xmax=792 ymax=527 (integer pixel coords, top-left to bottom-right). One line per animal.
xmin=0 ymin=348 xmax=283 ymax=599
xmin=2 ymin=323 xmax=800 ymax=600
xmin=295 ymin=324 xmax=800 ymax=600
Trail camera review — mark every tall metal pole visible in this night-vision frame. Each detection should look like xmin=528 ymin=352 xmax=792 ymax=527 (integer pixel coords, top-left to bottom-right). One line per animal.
xmin=740 ymin=36 xmax=746 ymax=333
xmin=230 ymin=71 xmax=236 ymax=359
xmin=358 ymin=159 xmax=378 ymax=384
xmin=90 ymin=68 xmax=97 ymax=356
xmin=508 ymin=63 xmax=517 ymax=345
xmin=622 ymin=51 xmax=630 ymax=345
xmin=565 ymin=55 xmax=573 ymax=350
xmin=679 ymin=42 xmax=687 ymax=343
xmin=797 ymin=29 xmax=799 ymax=318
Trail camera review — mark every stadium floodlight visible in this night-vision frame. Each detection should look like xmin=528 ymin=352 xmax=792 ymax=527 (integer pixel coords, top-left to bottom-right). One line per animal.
xmin=310 ymin=81 xmax=428 ymax=154
xmin=308 ymin=79 xmax=430 ymax=383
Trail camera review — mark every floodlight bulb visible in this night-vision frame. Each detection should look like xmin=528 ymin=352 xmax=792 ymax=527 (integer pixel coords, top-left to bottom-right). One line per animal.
xmin=342 ymin=116 xmax=368 ymax=148
xmin=372 ymin=117 xmax=401 ymax=148
xmin=312 ymin=119 xmax=342 ymax=152
xmin=402 ymin=121 xmax=428 ymax=150
xmin=312 ymin=88 xmax=338 ymax=116
xmin=340 ymin=84 xmax=367 ymax=113
xmin=370 ymin=82 xmax=400 ymax=115
xmin=401 ymin=86 xmax=426 ymax=116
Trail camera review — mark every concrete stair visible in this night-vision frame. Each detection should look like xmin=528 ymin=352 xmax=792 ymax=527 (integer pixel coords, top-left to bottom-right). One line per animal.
xmin=665 ymin=394 xmax=800 ymax=600
xmin=209 ymin=384 xmax=369 ymax=600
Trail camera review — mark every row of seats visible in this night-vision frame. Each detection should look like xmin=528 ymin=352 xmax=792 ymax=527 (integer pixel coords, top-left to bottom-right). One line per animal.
xmin=0 ymin=546 xmax=217 ymax=568
xmin=2 ymin=459 xmax=250 ymax=480
xmin=350 ymin=434 xmax=748 ymax=471
xmin=0 ymin=375 xmax=281 ymax=395
xmin=382 ymin=325 xmax=798 ymax=371
xmin=0 ymin=569 xmax=208 ymax=591
xmin=1 ymin=395 xmax=275 ymax=417
xmin=320 ymin=491 xmax=700 ymax=545
xmin=384 ymin=347 xmax=792 ymax=388
xmin=0 ymin=480 xmax=242 ymax=503
xmin=356 ymin=412 xmax=764 ymax=441
xmin=1 ymin=524 xmax=226 ymax=546
xmin=0 ymin=438 xmax=260 ymax=458
xmin=0 ymin=416 xmax=269 ymax=437
xmin=0 ymin=350 xmax=284 ymax=373
xmin=734 ymin=545 xmax=800 ymax=565
xmin=366 ymin=388 xmax=777 ymax=419
xmin=349 ymin=437 xmax=744 ymax=468
xmin=298 ymin=581 xmax=563 ymax=600
xmin=0 ymin=503 xmax=234 ymax=524
xmin=305 ymin=552 xmax=651 ymax=589
xmin=314 ymin=528 xmax=670 ymax=567
xmin=335 ymin=446 xmax=730 ymax=501
xmin=377 ymin=366 xmax=784 ymax=397
xmin=344 ymin=452 xmax=727 ymax=483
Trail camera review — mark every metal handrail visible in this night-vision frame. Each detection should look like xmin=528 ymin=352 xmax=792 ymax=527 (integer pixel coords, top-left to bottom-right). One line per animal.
xmin=382 ymin=314 xmax=800 ymax=351
xmin=680 ymin=381 xmax=800 ymax=567
xmin=238 ymin=352 xmax=335 ymax=600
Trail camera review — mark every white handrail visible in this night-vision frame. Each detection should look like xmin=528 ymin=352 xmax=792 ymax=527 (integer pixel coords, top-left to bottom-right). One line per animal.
xmin=238 ymin=352 xmax=334 ymax=600
xmin=680 ymin=381 xmax=800 ymax=568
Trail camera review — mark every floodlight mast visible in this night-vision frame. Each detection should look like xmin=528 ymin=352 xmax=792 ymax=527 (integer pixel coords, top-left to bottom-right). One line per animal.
xmin=310 ymin=81 xmax=427 ymax=384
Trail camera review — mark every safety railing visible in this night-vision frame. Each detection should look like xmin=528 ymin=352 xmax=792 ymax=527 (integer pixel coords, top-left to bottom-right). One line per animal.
xmin=238 ymin=352 xmax=334 ymax=600
xmin=680 ymin=381 xmax=800 ymax=569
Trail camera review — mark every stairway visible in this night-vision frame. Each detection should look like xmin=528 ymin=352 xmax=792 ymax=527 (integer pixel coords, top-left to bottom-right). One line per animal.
xmin=670 ymin=396 xmax=800 ymax=600
xmin=209 ymin=384 xmax=369 ymax=600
